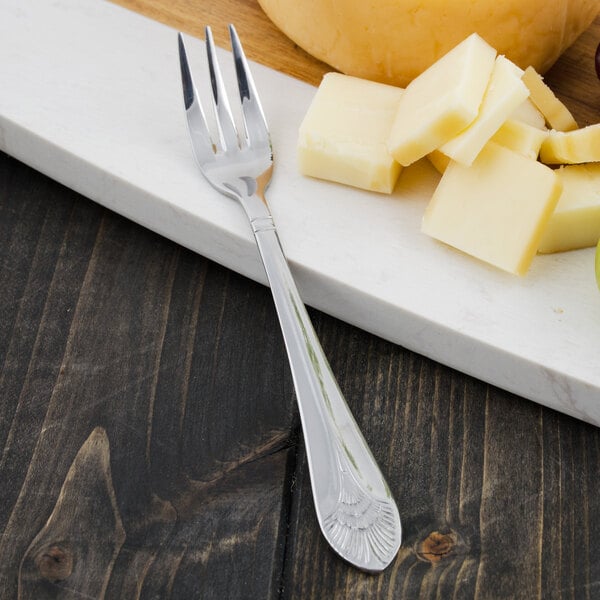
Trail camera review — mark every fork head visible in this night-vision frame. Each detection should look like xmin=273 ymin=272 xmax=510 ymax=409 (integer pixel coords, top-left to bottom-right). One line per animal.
xmin=178 ymin=25 xmax=273 ymax=202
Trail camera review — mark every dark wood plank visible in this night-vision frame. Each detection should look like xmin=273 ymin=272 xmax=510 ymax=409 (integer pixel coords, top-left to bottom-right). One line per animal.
xmin=0 ymin=152 xmax=296 ymax=598
xmin=19 ymin=428 xmax=125 ymax=598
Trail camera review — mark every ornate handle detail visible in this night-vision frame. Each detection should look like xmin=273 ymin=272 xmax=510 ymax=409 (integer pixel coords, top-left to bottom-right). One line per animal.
xmin=322 ymin=444 xmax=401 ymax=569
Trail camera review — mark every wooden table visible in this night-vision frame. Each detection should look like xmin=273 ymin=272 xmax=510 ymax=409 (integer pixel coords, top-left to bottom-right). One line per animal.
xmin=1 ymin=2 xmax=600 ymax=598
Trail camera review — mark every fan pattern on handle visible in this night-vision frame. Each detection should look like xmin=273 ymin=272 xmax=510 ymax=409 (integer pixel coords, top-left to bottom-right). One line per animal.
xmin=322 ymin=448 xmax=399 ymax=567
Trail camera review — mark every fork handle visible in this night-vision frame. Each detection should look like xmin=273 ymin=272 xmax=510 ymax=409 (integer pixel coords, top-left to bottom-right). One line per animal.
xmin=249 ymin=210 xmax=401 ymax=572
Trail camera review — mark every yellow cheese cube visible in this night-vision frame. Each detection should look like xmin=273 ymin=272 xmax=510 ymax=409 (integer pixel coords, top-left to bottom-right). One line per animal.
xmin=538 ymin=164 xmax=600 ymax=253
xmin=490 ymin=119 xmax=548 ymax=159
xmin=539 ymin=123 xmax=600 ymax=164
xmin=297 ymin=73 xmax=404 ymax=193
xmin=427 ymin=149 xmax=451 ymax=174
xmin=521 ymin=66 xmax=578 ymax=131
xmin=439 ymin=56 xmax=530 ymax=166
xmin=387 ymin=33 xmax=497 ymax=167
xmin=422 ymin=142 xmax=562 ymax=275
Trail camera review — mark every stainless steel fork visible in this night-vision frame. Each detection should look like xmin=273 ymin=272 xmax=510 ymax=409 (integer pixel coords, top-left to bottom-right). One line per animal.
xmin=177 ymin=26 xmax=401 ymax=572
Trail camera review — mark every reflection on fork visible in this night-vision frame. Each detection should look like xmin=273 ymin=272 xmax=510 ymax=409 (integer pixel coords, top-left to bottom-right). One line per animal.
xmin=177 ymin=25 xmax=401 ymax=572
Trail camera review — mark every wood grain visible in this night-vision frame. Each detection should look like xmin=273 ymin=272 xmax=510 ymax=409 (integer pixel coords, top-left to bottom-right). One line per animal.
xmin=2 ymin=1 xmax=600 ymax=598
xmin=0 ymin=152 xmax=295 ymax=597
xmin=110 ymin=0 xmax=331 ymax=85
xmin=19 ymin=428 xmax=125 ymax=598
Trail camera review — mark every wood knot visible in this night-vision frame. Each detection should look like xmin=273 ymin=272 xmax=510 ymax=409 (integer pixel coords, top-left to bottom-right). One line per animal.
xmin=34 ymin=545 xmax=73 ymax=582
xmin=415 ymin=530 xmax=458 ymax=563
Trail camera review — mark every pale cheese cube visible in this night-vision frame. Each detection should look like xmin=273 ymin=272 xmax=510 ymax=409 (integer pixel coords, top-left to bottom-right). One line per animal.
xmin=387 ymin=33 xmax=497 ymax=167
xmin=490 ymin=119 xmax=548 ymax=159
xmin=521 ymin=66 xmax=578 ymax=131
xmin=432 ymin=118 xmax=547 ymax=168
xmin=510 ymin=99 xmax=546 ymax=129
xmin=297 ymin=73 xmax=404 ymax=193
xmin=538 ymin=164 xmax=600 ymax=253
xmin=422 ymin=142 xmax=562 ymax=275
xmin=539 ymin=123 xmax=600 ymax=164
xmin=429 ymin=82 xmax=544 ymax=173
xmin=439 ymin=56 xmax=530 ymax=166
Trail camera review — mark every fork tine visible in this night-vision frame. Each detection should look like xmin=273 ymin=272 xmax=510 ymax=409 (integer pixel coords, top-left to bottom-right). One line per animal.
xmin=205 ymin=26 xmax=239 ymax=152
xmin=178 ymin=33 xmax=214 ymax=164
xmin=228 ymin=24 xmax=271 ymax=149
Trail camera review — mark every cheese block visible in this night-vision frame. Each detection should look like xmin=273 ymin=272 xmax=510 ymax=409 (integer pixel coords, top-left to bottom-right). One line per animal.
xmin=490 ymin=119 xmax=548 ymax=159
xmin=297 ymin=72 xmax=404 ymax=193
xmin=439 ymin=56 xmax=530 ymax=166
xmin=422 ymin=142 xmax=562 ymax=275
xmin=539 ymin=123 xmax=600 ymax=164
xmin=521 ymin=67 xmax=579 ymax=131
xmin=538 ymin=164 xmax=600 ymax=253
xmin=258 ymin=0 xmax=600 ymax=88
xmin=388 ymin=34 xmax=497 ymax=167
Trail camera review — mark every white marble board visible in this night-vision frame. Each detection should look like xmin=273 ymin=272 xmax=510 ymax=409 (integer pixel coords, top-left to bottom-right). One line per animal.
xmin=1 ymin=0 xmax=599 ymax=424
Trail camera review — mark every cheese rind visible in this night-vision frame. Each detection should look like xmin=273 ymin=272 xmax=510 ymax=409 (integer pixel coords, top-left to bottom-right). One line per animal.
xmin=387 ymin=34 xmax=497 ymax=167
xmin=538 ymin=164 xmax=600 ymax=253
xmin=539 ymin=123 xmax=600 ymax=164
xmin=439 ymin=56 xmax=530 ymax=166
xmin=258 ymin=0 xmax=600 ymax=88
xmin=297 ymin=72 xmax=404 ymax=193
xmin=522 ymin=66 xmax=579 ymax=131
xmin=422 ymin=142 xmax=562 ymax=275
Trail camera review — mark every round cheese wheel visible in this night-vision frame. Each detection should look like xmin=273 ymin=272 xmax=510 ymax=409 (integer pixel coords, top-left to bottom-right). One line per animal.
xmin=258 ymin=0 xmax=599 ymax=87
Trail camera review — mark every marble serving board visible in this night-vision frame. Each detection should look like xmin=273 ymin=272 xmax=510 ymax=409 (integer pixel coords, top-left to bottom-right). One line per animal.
xmin=1 ymin=0 xmax=599 ymax=424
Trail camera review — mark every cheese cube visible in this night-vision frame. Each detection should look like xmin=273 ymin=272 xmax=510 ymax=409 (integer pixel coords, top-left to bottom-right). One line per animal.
xmin=439 ymin=56 xmax=530 ymax=166
xmin=539 ymin=123 xmax=600 ymax=164
xmin=387 ymin=33 xmax=497 ymax=167
xmin=429 ymin=89 xmax=545 ymax=173
xmin=510 ymin=99 xmax=547 ymax=129
xmin=432 ymin=118 xmax=548 ymax=169
xmin=427 ymin=149 xmax=451 ymax=174
xmin=422 ymin=142 xmax=562 ymax=275
xmin=490 ymin=119 xmax=548 ymax=159
xmin=297 ymin=73 xmax=404 ymax=193
xmin=538 ymin=164 xmax=600 ymax=253
xmin=521 ymin=66 xmax=578 ymax=131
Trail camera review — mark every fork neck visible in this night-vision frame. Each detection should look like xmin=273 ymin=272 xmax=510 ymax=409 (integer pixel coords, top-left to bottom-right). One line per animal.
xmin=226 ymin=166 xmax=273 ymax=228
